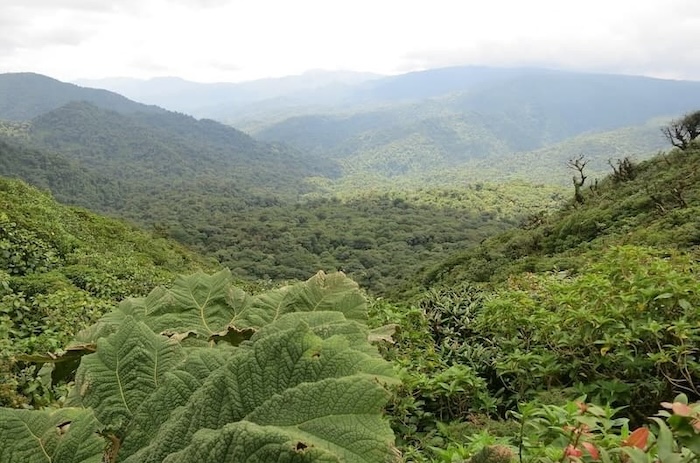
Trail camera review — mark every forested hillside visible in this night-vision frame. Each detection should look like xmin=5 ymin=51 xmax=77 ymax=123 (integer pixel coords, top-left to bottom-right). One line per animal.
xmin=370 ymin=142 xmax=700 ymax=460
xmin=0 ymin=177 xmax=211 ymax=407
xmin=4 ymin=100 xmax=340 ymax=199
xmin=0 ymin=138 xmax=121 ymax=210
xmin=1 ymin=137 xmax=699 ymax=463
xmin=421 ymin=144 xmax=700 ymax=290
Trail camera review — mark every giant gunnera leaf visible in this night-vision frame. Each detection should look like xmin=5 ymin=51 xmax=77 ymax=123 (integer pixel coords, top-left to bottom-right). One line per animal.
xmin=0 ymin=408 xmax=104 ymax=463
xmin=123 ymin=321 xmax=396 ymax=463
xmin=0 ymin=271 xmax=399 ymax=463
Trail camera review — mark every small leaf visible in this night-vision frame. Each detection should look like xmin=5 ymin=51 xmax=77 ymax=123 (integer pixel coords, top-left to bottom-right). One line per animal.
xmin=620 ymin=447 xmax=650 ymax=463
xmin=368 ymin=324 xmax=397 ymax=344
xmin=672 ymin=402 xmax=693 ymax=417
xmin=678 ymin=299 xmax=692 ymax=310
xmin=623 ymin=427 xmax=649 ymax=449
xmin=565 ymin=445 xmax=583 ymax=458
xmin=582 ymin=441 xmax=600 ymax=460
xmin=651 ymin=418 xmax=678 ymax=463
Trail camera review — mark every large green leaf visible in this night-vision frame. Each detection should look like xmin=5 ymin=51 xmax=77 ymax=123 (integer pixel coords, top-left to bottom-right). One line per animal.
xmin=74 ymin=316 xmax=186 ymax=431
xmin=162 ymin=421 xmax=340 ymax=463
xmin=0 ymin=408 xmax=103 ymax=463
xmin=124 ymin=321 xmax=397 ymax=463
xmin=248 ymin=271 xmax=367 ymax=327
xmin=117 ymin=347 xmax=229 ymax=459
xmin=249 ymin=311 xmax=375 ymax=353
xmin=1 ymin=271 xmax=398 ymax=463
xmin=139 ymin=270 xmax=248 ymax=337
xmin=73 ymin=271 xmax=366 ymax=345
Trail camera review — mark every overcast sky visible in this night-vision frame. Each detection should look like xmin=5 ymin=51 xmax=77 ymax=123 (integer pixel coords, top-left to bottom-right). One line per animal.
xmin=1 ymin=0 xmax=699 ymax=83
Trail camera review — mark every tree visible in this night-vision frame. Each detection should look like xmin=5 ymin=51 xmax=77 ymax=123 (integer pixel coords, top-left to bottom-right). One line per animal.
xmin=661 ymin=110 xmax=700 ymax=150
xmin=608 ymin=157 xmax=636 ymax=183
xmin=567 ymin=155 xmax=588 ymax=204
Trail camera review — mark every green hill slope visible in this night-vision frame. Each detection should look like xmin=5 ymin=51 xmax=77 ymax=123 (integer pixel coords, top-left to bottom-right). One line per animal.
xmin=0 ymin=73 xmax=341 ymax=212
xmin=372 ymin=145 xmax=700 ymax=460
xmin=0 ymin=137 xmax=124 ymax=210
xmin=0 ymin=72 xmax=164 ymax=120
xmin=0 ymin=99 xmax=342 ymax=227
xmin=421 ymin=145 xmax=700 ymax=289
xmin=0 ymin=177 xmax=212 ymax=407
xmin=25 ymin=101 xmax=339 ymax=194
xmin=252 ymin=71 xmax=700 ymax=186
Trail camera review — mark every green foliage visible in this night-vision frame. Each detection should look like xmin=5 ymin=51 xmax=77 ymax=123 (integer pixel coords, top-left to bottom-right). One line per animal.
xmin=474 ymin=246 xmax=700 ymax=412
xmin=470 ymin=445 xmax=514 ymax=463
xmin=0 ymin=177 xmax=208 ymax=407
xmin=369 ymin=289 xmax=499 ymax=457
xmin=422 ymin=145 xmax=700 ymax=291
xmin=372 ymin=146 xmax=700 ymax=461
xmin=0 ymin=138 xmax=121 ymax=210
xmin=194 ymin=189 xmax=544 ymax=295
xmin=0 ymin=270 xmax=399 ymax=463
xmin=505 ymin=395 xmax=700 ymax=463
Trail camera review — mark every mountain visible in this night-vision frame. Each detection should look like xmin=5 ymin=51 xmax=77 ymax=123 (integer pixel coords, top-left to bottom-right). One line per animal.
xmin=349 ymin=65 xmax=540 ymax=102
xmin=0 ymin=71 xmax=344 ymax=215
xmin=251 ymin=69 xmax=700 ymax=186
xmin=0 ymin=101 xmax=344 ymax=230
xmin=0 ymin=73 xmax=352 ymax=273
xmin=69 ymin=67 xmax=700 ymax=189
xmin=0 ymin=72 xmax=164 ymax=120
xmin=0 ymin=72 xmax=566 ymax=296
xmin=25 ymin=101 xmax=339 ymax=188
xmin=75 ymin=70 xmax=383 ymax=118
xmin=3 ymin=70 xmax=695 ymax=298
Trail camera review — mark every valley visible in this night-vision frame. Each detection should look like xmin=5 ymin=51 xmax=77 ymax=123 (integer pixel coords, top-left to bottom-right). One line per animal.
xmin=0 ymin=67 xmax=699 ymax=463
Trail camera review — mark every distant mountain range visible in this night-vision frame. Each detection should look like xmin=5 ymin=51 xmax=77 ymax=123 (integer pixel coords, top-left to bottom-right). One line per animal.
xmin=75 ymin=70 xmax=383 ymax=120
xmin=73 ymin=66 xmax=700 ymax=187
xmin=249 ymin=69 xmax=700 ymax=185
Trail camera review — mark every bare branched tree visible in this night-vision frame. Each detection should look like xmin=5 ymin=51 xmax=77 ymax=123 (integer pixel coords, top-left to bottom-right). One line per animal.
xmin=567 ymin=155 xmax=588 ymax=204
xmin=661 ymin=110 xmax=700 ymax=150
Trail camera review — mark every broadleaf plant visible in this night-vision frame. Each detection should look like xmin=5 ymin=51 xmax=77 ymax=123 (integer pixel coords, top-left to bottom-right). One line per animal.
xmin=0 ymin=270 xmax=399 ymax=463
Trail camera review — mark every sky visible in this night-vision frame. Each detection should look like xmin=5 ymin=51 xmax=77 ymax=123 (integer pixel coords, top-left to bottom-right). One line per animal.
xmin=1 ymin=0 xmax=699 ymax=83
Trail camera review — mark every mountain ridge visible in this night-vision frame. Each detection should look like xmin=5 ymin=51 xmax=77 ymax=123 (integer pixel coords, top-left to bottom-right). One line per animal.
xmin=0 ymin=72 xmax=165 ymax=120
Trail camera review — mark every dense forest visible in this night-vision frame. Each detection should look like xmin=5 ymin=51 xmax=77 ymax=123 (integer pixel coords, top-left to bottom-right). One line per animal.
xmin=0 ymin=71 xmax=699 ymax=462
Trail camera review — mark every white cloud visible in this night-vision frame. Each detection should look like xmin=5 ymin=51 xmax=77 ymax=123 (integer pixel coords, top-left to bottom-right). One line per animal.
xmin=0 ymin=0 xmax=699 ymax=82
